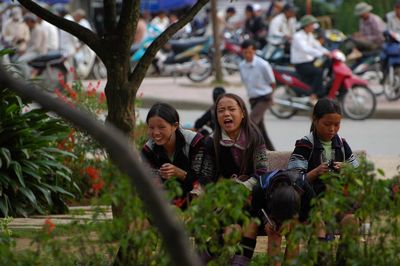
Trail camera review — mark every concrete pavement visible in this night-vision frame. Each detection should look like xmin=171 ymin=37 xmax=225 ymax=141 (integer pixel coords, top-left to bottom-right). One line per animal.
xmin=136 ymin=74 xmax=400 ymax=119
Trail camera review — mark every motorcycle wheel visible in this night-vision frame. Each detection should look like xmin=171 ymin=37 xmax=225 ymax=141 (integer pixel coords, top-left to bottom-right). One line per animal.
xmin=341 ymin=85 xmax=376 ymax=120
xmin=360 ymin=69 xmax=384 ymax=96
xmin=92 ymin=57 xmax=107 ymax=80
xmin=186 ymin=54 xmax=212 ymax=83
xmin=221 ymin=54 xmax=240 ymax=75
xmin=383 ymin=66 xmax=400 ymax=101
xmin=269 ymin=85 xmax=298 ymax=119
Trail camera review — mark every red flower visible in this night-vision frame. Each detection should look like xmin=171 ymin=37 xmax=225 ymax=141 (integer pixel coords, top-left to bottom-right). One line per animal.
xmin=85 ymin=166 xmax=100 ymax=180
xmin=44 ymin=218 xmax=56 ymax=234
xmin=92 ymin=179 xmax=105 ymax=192
xmin=99 ymin=92 xmax=106 ymax=103
xmin=393 ymin=184 xmax=399 ymax=198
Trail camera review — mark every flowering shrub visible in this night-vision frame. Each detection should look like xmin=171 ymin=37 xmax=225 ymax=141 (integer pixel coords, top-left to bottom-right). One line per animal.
xmin=53 ymin=72 xmax=109 ymax=201
xmin=0 ymin=88 xmax=76 ymax=217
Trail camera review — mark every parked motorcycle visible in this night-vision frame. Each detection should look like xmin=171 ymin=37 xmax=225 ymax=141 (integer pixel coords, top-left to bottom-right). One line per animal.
xmin=381 ymin=30 xmax=400 ymax=101
xmin=28 ymin=51 xmax=71 ymax=91
xmin=154 ymin=36 xmax=213 ymax=82
xmin=270 ymin=50 xmax=376 ymax=120
xmin=220 ymin=30 xmax=243 ymax=75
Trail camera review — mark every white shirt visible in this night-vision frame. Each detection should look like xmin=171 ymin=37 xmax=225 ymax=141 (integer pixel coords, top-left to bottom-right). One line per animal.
xmin=59 ymin=14 xmax=79 ymax=57
xmin=386 ymin=11 xmax=400 ymax=33
xmin=150 ymin=16 xmax=169 ymax=32
xmin=290 ymin=30 xmax=328 ymax=64
xmin=268 ymin=13 xmax=297 ymax=45
xmin=239 ymin=56 xmax=275 ymax=99
xmin=41 ymin=20 xmax=59 ymax=51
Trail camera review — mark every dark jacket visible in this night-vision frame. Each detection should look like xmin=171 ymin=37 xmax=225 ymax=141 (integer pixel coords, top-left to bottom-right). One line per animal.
xmin=287 ymin=132 xmax=359 ymax=196
xmin=141 ymin=128 xmax=210 ymax=208
xmin=251 ymin=169 xmax=315 ymax=223
xmin=200 ymin=132 xmax=268 ymax=185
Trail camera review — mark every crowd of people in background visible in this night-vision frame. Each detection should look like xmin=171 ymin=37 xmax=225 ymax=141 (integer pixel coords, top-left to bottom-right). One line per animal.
xmin=0 ymin=3 xmax=94 ymax=77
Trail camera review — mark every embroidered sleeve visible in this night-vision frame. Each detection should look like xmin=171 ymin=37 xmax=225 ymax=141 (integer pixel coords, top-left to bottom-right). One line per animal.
xmin=255 ymin=144 xmax=268 ymax=176
xmin=343 ymin=139 xmax=359 ymax=167
xmin=190 ymin=136 xmax=216 ymax=186
xmin=287 ymin=139 xmax=312 ymax=171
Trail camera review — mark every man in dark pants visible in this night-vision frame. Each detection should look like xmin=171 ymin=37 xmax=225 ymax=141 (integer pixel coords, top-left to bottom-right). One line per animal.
xmin=239 ymin=40 xmax=276 ymax=150
xmin=291 ymin=15 xmax=330 ymax=104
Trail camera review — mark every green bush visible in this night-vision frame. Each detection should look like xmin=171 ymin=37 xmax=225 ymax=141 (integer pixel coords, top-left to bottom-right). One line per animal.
xmin=1 ymin=156 xmax=400 ymax=265
xmin=0 ymin=88 xmax=76 ymax=217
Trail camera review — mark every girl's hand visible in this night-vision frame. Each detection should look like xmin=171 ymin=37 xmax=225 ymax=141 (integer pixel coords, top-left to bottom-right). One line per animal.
xmin=159 ymin=163 xmax=187 ymax=180
xmin=265 ymin=222 xmax=281 ymax=237
xmin=307 ymin=162 xmax=329 ymax=182
xmin=315 ymin=162 xmax=329 ymax=176
xmin=333 ymin=161 xmax=343 ymax=171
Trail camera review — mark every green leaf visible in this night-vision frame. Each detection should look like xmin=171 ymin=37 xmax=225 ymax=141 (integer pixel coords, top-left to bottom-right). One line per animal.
xmin=0 ymin=195 xmax=9 ymax=216
xmin=10 ymin=162 xmax=25 ymax=188
xmin=55 ymin=170 xmax=72 ymax=182
xmin=44 ymin=184 xmax=74 ymax=198
xmin=0 ymin=148 xmax=11 ymax=168
xmin=19 ymin=186 xmax=37 ymax=206
xmin=32 ymin=184 xmax=53 ymax=206
xmin=21 ymin=149 xmax=30 ymax=159
xmin=377 ymin=168 xmax=385 ymax=177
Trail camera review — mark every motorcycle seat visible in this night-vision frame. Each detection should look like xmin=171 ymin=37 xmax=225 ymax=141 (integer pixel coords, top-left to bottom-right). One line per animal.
xmin=169 ymin=37 xmax=209 ymax=53
xmin=28 ymin=51 xmax=64 ymax=67
xmin=273 ymin=65 xmax=302 ymax=79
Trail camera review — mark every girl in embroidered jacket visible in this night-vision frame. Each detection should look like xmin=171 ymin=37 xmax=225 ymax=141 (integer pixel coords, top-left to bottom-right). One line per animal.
xmin=141 ymin=102 xmax=209 ymax=209
xmin=202 ymin=93 xmax=268 ymax=265
xmin=287 ymin=98 xmax=359 ymax=195
xmin=287 ymin=98 xmax=359 ymax=262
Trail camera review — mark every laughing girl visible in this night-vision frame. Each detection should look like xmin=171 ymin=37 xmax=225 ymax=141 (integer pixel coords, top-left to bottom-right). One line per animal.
xmin=141 ymin=102 xmax=210 ymax=209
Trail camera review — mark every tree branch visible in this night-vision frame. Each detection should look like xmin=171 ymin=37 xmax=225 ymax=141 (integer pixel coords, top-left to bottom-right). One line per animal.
xmin=129 ymin=0 xmax=210 ymax=83
xmin=17 ymin=0 xmax=101 ymax=54
xmin=117 ymin=0 xmax=139 ymax=46
xmin=0 ymin=67 xmax=201 ymax=266
xmin=103 ymin=0 xmax=117 ymax=34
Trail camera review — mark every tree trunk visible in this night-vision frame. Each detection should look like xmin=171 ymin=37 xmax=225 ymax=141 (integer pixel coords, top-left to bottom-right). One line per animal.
xmin=211 ymin=0 xmax=223 ymax=83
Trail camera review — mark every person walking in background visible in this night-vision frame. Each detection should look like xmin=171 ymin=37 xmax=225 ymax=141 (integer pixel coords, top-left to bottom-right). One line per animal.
xmin=385 ymin=1 xmax=400 ymax=33
xmin=291 ymin=15 xmax=330 ymax=104
xmin=239 ymin=40 xmax=275 ymax=151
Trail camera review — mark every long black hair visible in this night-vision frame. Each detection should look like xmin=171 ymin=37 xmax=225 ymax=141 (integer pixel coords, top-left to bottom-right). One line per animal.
xmin=213 ymin=93 xmax=264 ymax=175
xmin=310 ymin=98 xmax=342 ymax=132
xmin=146 ymin=102 xmax=180 ymax=125
xmin=269 ymin=183 xmax=300 ymax=226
